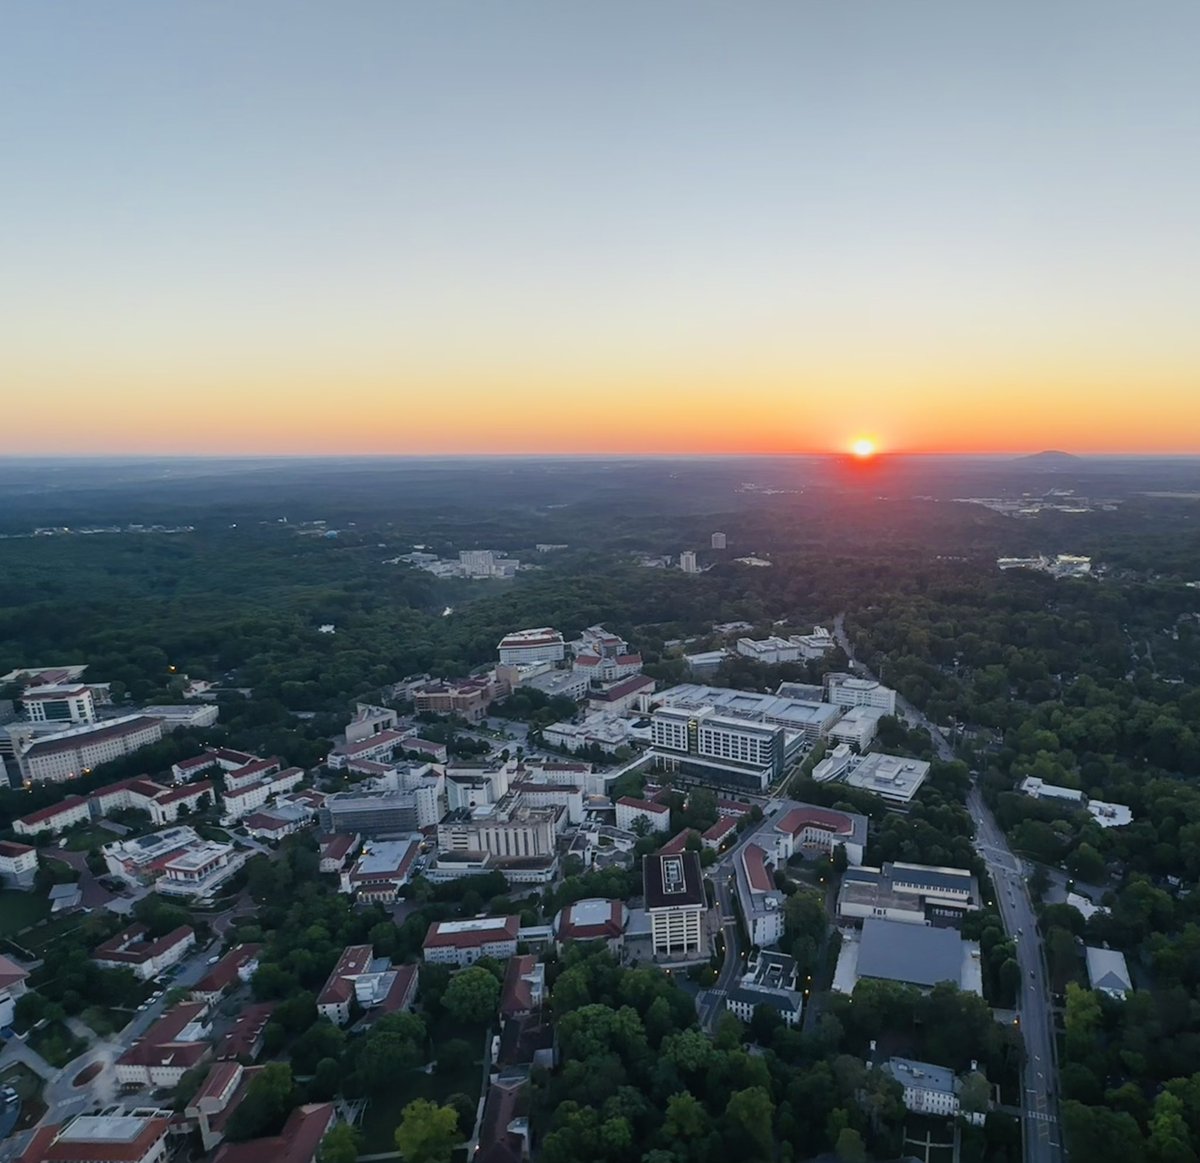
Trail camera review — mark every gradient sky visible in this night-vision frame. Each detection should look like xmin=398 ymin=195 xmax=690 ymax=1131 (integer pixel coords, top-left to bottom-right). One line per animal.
xmin=3 ymin=1 xmax=1199 ymax=455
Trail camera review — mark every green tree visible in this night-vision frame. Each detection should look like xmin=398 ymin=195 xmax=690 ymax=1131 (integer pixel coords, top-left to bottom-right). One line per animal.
xmin=394 ymin=1099 xmax=461 ymax=1163
xmin=663 ymin=1091 xmax=709 ymax=1142
xmin=442 ymin=965 xmax=500 ymax=1024
xmin=835 ymin=1127 xmax=867 ymax=1163
xmin=318 ymin=1122 xmax=360 ymax=1163
xmin=725 ymin=1086 xmax=774 ymax=1159
xmin=226 ymin=1062 xmax=294 ymax=1141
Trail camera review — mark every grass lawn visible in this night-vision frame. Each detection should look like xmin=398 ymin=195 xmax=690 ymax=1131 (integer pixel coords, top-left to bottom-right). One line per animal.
xmin=358 ymin=1026 xmax=487 ymax=1154
xmin=28 ymin=1021 xmax=89 ymax=1069
xmin=195 ymin=824 xmax=232 ymax=843
xmin=81 ymin=1005 xmax=132 ymax=1038
xmin=20 ymin=914 xmax=92 ymax=958
xmin=0 ymin=890 xmax=50 ymax=939
xmin=63 ymin=824 xmax=128 ymax=852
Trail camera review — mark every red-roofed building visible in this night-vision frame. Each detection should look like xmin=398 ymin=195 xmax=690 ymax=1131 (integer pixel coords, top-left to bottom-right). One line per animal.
xmin=741 ymin=843 xmax=775 ymax=893
xmin=615 ymin=796 xmax=670 ymax=835
xmin=115 ymin=1001 xmax=212 ymax=1088
xmin=775 ymin=802 xmax=866 ymax=865
xmin=215 ymin=1001 xmax=276 ymax=1062
xmin=316 ymin=945 xmax=374 ymax=1025
xmin=319 ymin=833 xmax=361 ymax=874
xmin=12 ymin=796 xmax=90 ymax=838
xmin=716 ymin=797 xmax=752 ymax=818
xmin=553 ymin=898 xmax=628 ymax=951
xmin=93 ymin=924 xmax=195 ymax=982
xmin=16 ymin=715 xmax=164 ymax=785
xmin=702 ymin=815 xmax=738 ymax=850
xmin=500 ymin=955 xmax=544 ymax=1021
xmin=586 ymin=673 xmax=655 ymax=713
xmin=187 ymin=1061 xmax=260 ymax=1151
xmin=223 ymin=757 xmax=283 ymax=792
xmin=0 ymin=839 xmax=38 ymax=889
xmin=0 ymin=953 xmax=30 ymax=1026
xmin=17 ymin=1110 xmax=172 ymax=1163
xmin=423 ymin=916 xmax=521 ymax=968
xmin=658 ymin=828 xmax=700 ymax=856
xmin=191 ymin=945 xmax=262 ymax=1005
xmin=212 ymin=1102 xmax=336 ymax=1163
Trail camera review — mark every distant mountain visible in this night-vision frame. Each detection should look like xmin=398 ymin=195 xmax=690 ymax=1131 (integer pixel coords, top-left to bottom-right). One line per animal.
xmin=1017 ymin=450 xmax=1081 ymax=465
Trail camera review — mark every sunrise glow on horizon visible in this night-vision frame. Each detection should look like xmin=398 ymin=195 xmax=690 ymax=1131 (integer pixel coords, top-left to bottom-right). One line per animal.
xmin=3 ymin=3 xmax=1199 ymax=458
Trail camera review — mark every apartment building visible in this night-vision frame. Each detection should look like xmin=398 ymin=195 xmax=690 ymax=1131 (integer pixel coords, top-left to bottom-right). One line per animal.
xmin=0 ymin=840 xmax=39 ymax=889
xmin=422 ymin=916 xmax=521 ymax=967
xmin=16 ymin=714 xmax=164 ymax=784
xmin=736 ymin=843 xmax=785 ymax=947
xmin=643 ymin=851 xmax=707 ymax=961
xmin=191 ymin=945 xmax=262 ymax=1005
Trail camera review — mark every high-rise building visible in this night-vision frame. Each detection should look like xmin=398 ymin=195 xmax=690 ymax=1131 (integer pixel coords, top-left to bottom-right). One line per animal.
xmin=711 ymin=532 xmax=727 ymax=549
xmin=679 ymin=551 xmax=698 ymax=574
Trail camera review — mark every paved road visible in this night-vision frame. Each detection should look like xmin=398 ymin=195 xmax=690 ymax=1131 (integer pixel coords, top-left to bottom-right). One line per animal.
xmin=834 ymin=613 xmax=1061 ymax=1163
xmin=696 ymin=834 xmax=756 ymax=1031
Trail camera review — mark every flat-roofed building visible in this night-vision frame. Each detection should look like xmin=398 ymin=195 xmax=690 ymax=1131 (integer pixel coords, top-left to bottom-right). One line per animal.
xmin=726 ymin=951 xmax=804 ymax=1027
xmin=412 ymin=678 xmax=496 ymax=723
xmin=827 ymin=705 xmax=885 ymax=750
xmin=319 ymin=786 xmax=439 ymax=835
xmin=423 ymin=916 xmax=521 ymax=968
xmin=643 ymin=851 xmax=707 ymax=961
xmin=837 ymin=862 xmax=978 ymax=928
xmin=17 ymin=1109 xmax=172 ymax=1163
xmin=498 ymin=627 xmax=565 ymax=666
xmin=438 ymin=802 xmax=561 ymax=859
xmin=553 ymin=898 xmax=628 ymax=952
xmin=882 ymin=1058 xmax=962 ymax=1117
xmin=824 ymin=673 xmax=897 ymax=714
xmin=340 ymin=838 xmax=420 ymax=902
xmin=650 ymin=706 xmax=786 ymax=793
xmin=139 ymin=704 xmax=219 ymax=729
xmin=20 ymin=684 xmax=95 ymax=724
xmin=843 ymin=752 xmax=930 ymax=805
xmin=157 ymin=841 xmax=250 ymax=902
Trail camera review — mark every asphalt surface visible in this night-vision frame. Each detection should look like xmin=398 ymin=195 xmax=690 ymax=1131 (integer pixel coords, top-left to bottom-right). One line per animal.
xmin=833 ymin=614 xmax=1062 ymax=1163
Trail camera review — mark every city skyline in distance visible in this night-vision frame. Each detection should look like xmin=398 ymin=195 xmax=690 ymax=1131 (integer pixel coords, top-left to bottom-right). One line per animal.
xmin=3 ymin=2 xmax=1198 ymax=457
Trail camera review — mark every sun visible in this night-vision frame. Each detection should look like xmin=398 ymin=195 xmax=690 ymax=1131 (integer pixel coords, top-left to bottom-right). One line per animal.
xmin=851 ymin=438 xmax=877 ymax=459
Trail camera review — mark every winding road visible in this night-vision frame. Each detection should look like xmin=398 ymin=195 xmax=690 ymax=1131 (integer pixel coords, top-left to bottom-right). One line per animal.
xmin=833 ymin=614 xmax=1061 ymax=1163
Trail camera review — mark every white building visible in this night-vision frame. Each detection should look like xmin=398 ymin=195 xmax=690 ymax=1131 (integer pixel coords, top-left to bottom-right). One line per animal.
xmin=543 ymin=713 xmax=633 ymax=756
xmin=340 ymin=838 xmax=420 ymax=902
xmin=438 ymin=800 xmax=562 ymax=859
xmin=725 ymin=952 xmax=804 ymax=1027
xmin=21 ymin=684 xmax=96 ymax=724
xmin=22 ymin=1110 xmax=174 ymax=1163
xmin=0 ymin=840 xmax=39 ymax=889
xmin=615 ymin=796 xmax=670 ymax=835
xmin=497 ymin=628 xmax=566 ymax=665
xmin=16 ymin=714 xmax=165 ymax=784
xmin=1019 ymin=776 xmax=1084 ymax=804
xmin=139 ymin=704 xmax=220 ymax=729
xmin=736 ymin=843 xmax=786 ymax=947
xmin=711 ymin=532 xmax=727 ymax=549
xmin=422 ymin=916 xmax=521 ymax=967
xmin=882 ymin=1058 xmax=961 ymax=1117
xmin=13 ymin=795 xmax=92 ymax=837
xmin=156 ymin=841 xmax=251 ymax=902
xmin=115 ymin=1002 xmax=212 ymax=1088
xmin=825 ymin=673 xmax=897 ymax=715
xmin=774 ymin=802 xmax=868 ymax=866
xmin=679 ymin=551 xmax=699 ymax=574
xmin=843 ymin=752 xmax=930 ymax=805
xmin=792 ymin=626 xmax=835 ymax=659
xmin=643 ymin=851 xmax=707 ymax=961
xmin=219 ymin=767 xmax=305 ymax=823
xmin=827 ymin=706 xmax=885 ymax=750
xmin=93 ymin=924 xmax=196 ymax=981
xmin=736 ymin=636 xmax=803 ymax=665
xmin=0 ymin=954 xmax=30 ymax=1027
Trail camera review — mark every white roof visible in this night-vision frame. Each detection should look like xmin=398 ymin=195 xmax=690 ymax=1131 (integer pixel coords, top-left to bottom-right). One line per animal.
xmin=1085 ymin=946 xmax=1131 ymax=996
